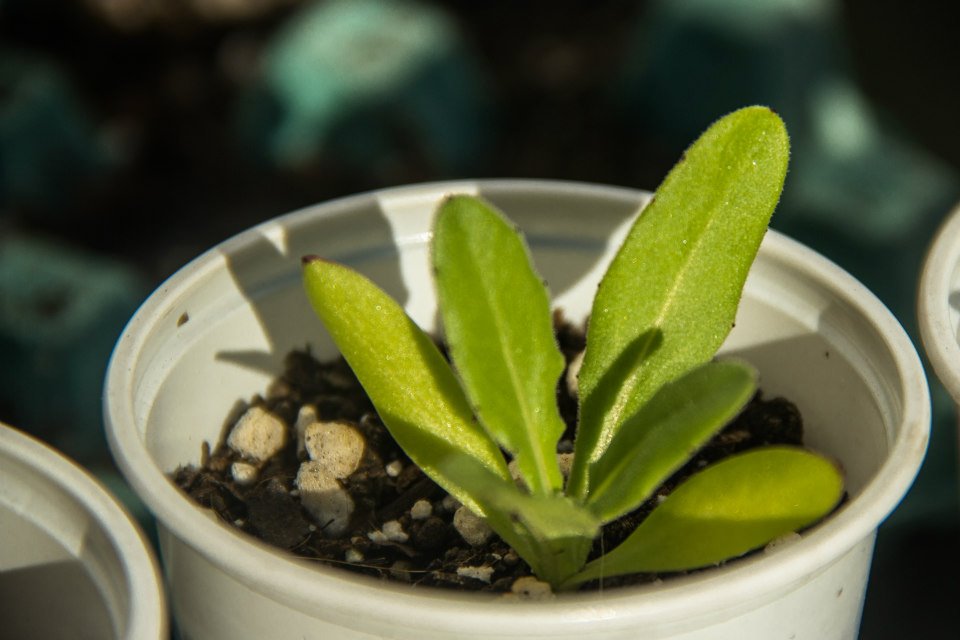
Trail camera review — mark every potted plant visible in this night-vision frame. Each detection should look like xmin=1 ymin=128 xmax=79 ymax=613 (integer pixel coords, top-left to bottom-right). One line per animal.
xmin=0 ymin=421 xmax=167 ymax=639
xmin=104 ymin=108 xmax=928 ymax=639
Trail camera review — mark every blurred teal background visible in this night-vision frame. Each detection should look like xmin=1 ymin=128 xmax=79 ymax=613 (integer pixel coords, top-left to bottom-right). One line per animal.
xmin=1 ymin=1 xmax=957 ymax=637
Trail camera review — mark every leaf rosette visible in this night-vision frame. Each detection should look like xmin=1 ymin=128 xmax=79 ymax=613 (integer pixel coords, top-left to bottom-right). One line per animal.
xmin=302 ymin=106 xmax=844 ymax=590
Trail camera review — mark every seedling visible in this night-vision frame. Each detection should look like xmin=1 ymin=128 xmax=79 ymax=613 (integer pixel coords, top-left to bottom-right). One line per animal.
xmin=302 ymin=106 xmax=844 ymax=590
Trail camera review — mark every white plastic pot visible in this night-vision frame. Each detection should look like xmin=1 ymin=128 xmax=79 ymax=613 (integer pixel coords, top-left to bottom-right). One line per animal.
xmin=0 ymin=421 xmax=167 ymax=639
xmin=919 ymin=201 xmax=960 ymax=404
xmin=105 ymin=180 xmax=929 ymax=639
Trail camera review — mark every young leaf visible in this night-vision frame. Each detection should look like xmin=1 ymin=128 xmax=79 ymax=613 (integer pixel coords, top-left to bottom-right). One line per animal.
xmin=302 ymin=257 xmax=510 ymax=514
xmin=567 ymin=446 xmax=844 ymax=586
xmin=435 ymin=455 xmax=598 ymax=588
xmin=569 ymin=106 xmax=789 ymax=499
xmin=433 ymin=195 xmax=567 ymax=495
xmin=585 ymin=360 xmax=757 ymax=523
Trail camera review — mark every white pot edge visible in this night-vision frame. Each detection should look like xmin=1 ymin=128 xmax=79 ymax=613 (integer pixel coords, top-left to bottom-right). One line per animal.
xmin=919 ymin=200 xmax=960 ymax=403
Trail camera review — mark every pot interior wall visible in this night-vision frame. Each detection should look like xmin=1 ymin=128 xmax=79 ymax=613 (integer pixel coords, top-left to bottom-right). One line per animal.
xmin=140 ymin=183 xmax=895 ymax=501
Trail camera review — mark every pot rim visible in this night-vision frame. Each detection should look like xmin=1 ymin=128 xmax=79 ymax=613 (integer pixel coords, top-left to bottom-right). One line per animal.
xmin=0 ymin=421 xmax=168 ymax=639
xmin=919 ymin=200 xmax=960 ymax=402
xmin=104 ymin=179 xmax=929 ymax=633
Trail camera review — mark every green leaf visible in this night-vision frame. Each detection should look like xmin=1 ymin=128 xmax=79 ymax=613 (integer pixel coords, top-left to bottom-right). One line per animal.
xmin=567 ymin=447 xmax=844 ymax=586
xmin=569 ymin=106 xmax=789 ymax=499
xmin=585 ymin=360 xmax=758 ymax=523
xmin=435 ymin=455 xmax=598 ymax=588
xmin=301 ymin=257 xmax=510 ymax=514
xmin=433 ymin=195 xmax=567 ymax=495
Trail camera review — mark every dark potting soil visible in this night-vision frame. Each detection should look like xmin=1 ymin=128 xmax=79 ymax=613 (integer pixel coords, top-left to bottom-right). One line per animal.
xmin=172 ymin=314 xmax=806 ymax=593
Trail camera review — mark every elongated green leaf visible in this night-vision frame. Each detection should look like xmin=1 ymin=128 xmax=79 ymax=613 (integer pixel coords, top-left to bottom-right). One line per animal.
xmin=433 ymin=195 xmax=566 ymax=495
xmin=436 ymin=455 xmax=598 ymax=588
xmin=586 ymin=360 xmax=757 ymax=523
xmin=569 ymin=106 xmax=789 ymax=499
xmin=302 ymin=257 xmax=510 ymax=513
xmin=567 ymin=447 xmax=844 ymax=586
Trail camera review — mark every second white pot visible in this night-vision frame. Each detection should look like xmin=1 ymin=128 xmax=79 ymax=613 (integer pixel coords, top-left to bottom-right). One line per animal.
xmin=919 ymin=201 xmax=960 ymax=402
xmin=0 ymin=422 xmax=167 ymax=639
xmin=105 ymin=180 xmax=928 ymax=639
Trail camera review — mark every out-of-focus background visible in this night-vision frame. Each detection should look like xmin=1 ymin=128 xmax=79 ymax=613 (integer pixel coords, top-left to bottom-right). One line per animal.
xmin=1 ymin=0 xmax=957 ymax=636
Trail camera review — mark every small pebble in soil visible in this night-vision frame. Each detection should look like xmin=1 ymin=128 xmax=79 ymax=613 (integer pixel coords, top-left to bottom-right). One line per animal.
xmin=382 ymin=520 xmax=409 ymax=543
xmin=440 ymin=495 xmax=460 ymax=512
xmin=508 ymin=576 xmax=554 ymax=601
xmin=410 ymin=499 xmax=433 ymax=520
xmin=457 ymin=565 xmax=495 ymax=584
xmin=385 ymin=459 xmax=404 ymax=477
xmin=230 ymin=461 xmax=259 ymax=486
xmin=295 ymin=460 xmax=354 ymax=537
xmin=227 ymin=405 xmax=288 ymax=462
xmin=345 ymin=548 xmax=364 ymax=563
xmin=368 ymin=529 xmax=389 ymax=544
xmin=303 ymin=420 xmax=365 ymax=478
xmin=453 ymin=506 xmax=493 ymax=546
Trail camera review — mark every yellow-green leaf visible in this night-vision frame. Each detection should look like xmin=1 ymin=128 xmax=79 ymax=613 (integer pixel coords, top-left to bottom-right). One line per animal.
xmin=586 ymin=360 xmax=757 ymax=523
xmin=568 ymin=447 xmax=843 ymax=585
xmin=569 ymin=106 xmax=789 ymax=499
xmin=433 ymin=195 xmax=566 ymax=495
xmin=302 ymin=257 xmax=510 ymax=513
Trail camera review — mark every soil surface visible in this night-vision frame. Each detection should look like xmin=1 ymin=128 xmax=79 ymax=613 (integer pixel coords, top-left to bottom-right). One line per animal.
xmin=173 ymin=315 xmax=805 ymax=592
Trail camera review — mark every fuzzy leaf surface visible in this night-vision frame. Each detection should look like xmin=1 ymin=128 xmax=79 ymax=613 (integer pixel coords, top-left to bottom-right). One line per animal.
xmin=569 ymin=106 xmax=789 ymax=498
xmin=302 ymin=258 xmax=509 ymax=513
xmin=586 ymin=360 xmax=758 ymax=523
xmin=569 ymin=446 xmax=844 ymax=585
xmin=433 ymin=195 xmax=566 ymax=495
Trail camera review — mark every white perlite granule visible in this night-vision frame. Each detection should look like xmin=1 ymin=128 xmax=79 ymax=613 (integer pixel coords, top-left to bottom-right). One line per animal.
xmin=230 ymin=461 xmax=259 ymax=486
xmin=381 ymin=520 xmax=409 ymax=543
xmin=456 ymin=565 xmax=495 ymax=583
xmin=453 ymin=506 xmax=493 ymax=546
xmin=303 ymin=420 xmax=365 ymax=478
xmin=295 ymin=460 xmax=354 ymax=537
xmin=410 ymin=499 xmax=433 ymax=520
xmin=509 ymin=576 xmax=554 ymax=601
xmin=227 ymin=405 xmax=288 ymax=462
